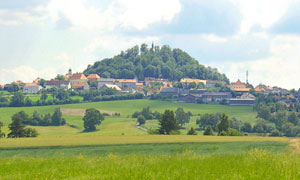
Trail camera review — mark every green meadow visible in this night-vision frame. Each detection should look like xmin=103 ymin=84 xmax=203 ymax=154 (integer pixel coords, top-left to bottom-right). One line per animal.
xmin=0 ymin=99 xmax=257 ymax=136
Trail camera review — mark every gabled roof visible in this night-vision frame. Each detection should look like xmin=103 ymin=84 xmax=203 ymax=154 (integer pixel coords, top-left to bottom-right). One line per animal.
xmin=136 ymin=83 xmax=143 ymax=86
xmin=231 ymin=79 xmax=246 ymax=86
xmin=69 ymin=73 xmax=87 ymax=80
xmin=46 ymin=80 xmax=70 ymax=86
xmin=24 ymin=84 xmax=41 ymax=88
xmin=160 ymin=88 xmax=179 ymax=93
xmin=72 ymin=82 xmax=88 ymax=87
xmin=87 ymin=74 xmax=101 ymax=80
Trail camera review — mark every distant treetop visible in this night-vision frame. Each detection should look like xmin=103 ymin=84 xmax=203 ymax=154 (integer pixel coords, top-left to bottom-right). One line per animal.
xmin=84 ymin=44 xmax=229 ymax=83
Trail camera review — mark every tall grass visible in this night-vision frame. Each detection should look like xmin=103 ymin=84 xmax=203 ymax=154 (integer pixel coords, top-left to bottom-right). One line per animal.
xmin=0 ymin=150 xmax=299 ymax=180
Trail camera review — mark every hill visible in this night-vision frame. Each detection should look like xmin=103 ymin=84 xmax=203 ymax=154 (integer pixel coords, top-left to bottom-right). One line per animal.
xmin=83 ymin=44 xmax=229 ymax=82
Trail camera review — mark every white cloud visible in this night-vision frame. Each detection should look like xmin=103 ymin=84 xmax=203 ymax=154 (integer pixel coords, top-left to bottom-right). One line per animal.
xmin=46 ymin=0 xmax=181 ymax=31
xmin=0 ymin=8 xmax=45 ymax=26
xmin=212 ymin=34 xmax=300 ymax=89
xmin=200 ymin=34 xmax=228 ymax=43
xmin=229 ymin=0 xmax=298 ymax=34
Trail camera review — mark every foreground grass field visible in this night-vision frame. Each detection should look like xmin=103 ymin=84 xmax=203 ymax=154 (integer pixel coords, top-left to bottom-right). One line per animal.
xmin=0 ymin=150 xmax=299 ymax=180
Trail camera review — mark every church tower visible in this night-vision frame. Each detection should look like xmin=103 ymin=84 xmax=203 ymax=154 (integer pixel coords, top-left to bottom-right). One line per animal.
xmin=68 ymin=68 xmax=72 ymax=80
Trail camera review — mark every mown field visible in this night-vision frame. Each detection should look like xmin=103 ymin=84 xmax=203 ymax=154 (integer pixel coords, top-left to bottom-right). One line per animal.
xmin=0 ymin=99 xmax=257 ymax=136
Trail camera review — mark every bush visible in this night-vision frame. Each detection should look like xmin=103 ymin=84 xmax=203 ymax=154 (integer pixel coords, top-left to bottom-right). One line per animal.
xmin=270 ymin=129 xmax=281 ymax=137
xmin=219 ymin=131 xmax=227 ymax=136
xmin=227 ymin=128 xmax=243 ymax=136
xmin=24 ymin=128 xmax=39 ymax=137
xmin=203 ymin=125 xmax=214 ymax=135
xmin=187 ymin=127 xmax=197 ymax=135
xmin=148 ymin=128 xmax=159 ymax=134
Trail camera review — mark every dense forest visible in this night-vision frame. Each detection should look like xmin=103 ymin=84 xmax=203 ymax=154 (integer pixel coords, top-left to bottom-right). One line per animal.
xmin=84 ymin=44 xmax=229 ymax=83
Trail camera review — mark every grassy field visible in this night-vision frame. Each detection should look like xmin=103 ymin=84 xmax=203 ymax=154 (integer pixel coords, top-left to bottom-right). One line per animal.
xmin=0 ymin=149 xmax=299 ymax=180
xmin=0 ymin=141 xmax=287 ymax=157
xmin=0 ymin=99 xmax=257 ymax=137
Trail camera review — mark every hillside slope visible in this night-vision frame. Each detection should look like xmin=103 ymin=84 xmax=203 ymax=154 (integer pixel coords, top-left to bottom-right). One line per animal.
xmin=84 ymin=44 xmax=229 ymax=83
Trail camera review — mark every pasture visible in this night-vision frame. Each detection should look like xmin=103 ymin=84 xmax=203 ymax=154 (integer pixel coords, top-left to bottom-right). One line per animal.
xmin=0 ymin=99 xmax=257 ymax=137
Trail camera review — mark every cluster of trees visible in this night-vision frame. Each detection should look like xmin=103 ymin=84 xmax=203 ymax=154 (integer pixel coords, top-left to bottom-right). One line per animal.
xmin=11 ymin=108 xmax=66 ymax=126
xmin=254 ymin=103 xmax=300 ymax=137
xmin=82 ymin=108 xmax=105 ymax=132
xmin=0 ymin=114 xmax=39 ymax=138
xmin=197 ymin=113 xmax=243 ymax=136
xmin=84 ymin=44 xmax=229 ymax=83
xmin=132 ymin=107 xmax=161 ymax=121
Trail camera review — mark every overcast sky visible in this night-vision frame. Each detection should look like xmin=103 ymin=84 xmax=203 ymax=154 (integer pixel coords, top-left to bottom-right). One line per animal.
xmin=1 ymin=0 xmax=300 ymax=89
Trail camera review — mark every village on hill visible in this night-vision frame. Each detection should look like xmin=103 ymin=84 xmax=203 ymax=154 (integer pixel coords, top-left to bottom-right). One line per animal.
xmin=0 ymin=68 xmax=298 ymax=107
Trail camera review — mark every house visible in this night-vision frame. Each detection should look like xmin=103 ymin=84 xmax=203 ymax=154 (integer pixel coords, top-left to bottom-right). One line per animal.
xmin=160 ymin=88 xmax=179 ymax=96
xmin=87 ymin=74 xmax=101 ymax=82
xmin=72 ymin=82 xmax=90 ymax=91
xmin=144 ymin=77 xmax=168 ymax=87
xmin=180 ymin=78 xmax=207 ymax=86
xmin=230 ymin=93 xmax=256 ymax=106
xmin=23 ymin=84 xmax=42 ymax=94
xmin=115 ymin=79 xmax=137 ymax=88
xmin=231 ymin=79 xmax=246 ymax=90
xmin=45 ymin=80 xmax=71 ymax=90
xmin=97 ymin=78 xmax=115 ymax=89
xmin=179 ymin=89 xmax=190 ymax=95
xmin=99 ymin=84 xmax=121 ymax=91
xmin=69 ymin=73 xmax=88 ymax=85
xmin=254 ymin=87 xmax=265 ymax=94
xmin=189 ymin=89 xmax=208 ymax=95
xmin=179 ymin=94 xmax=201 ymax=103
xmin=133 ymin=87 xmax=145 ymax=95
xmin=147 ymin=88 xmax=160 ymax=96
xmin=202 ymin=92 xmax=232 ymax=102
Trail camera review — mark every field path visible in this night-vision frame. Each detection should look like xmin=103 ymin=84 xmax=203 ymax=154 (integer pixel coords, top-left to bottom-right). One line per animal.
xmin=289 ymin=139 xmax=300 ymax=153
xmin=61 ymin=108 xmax=120 ymax=116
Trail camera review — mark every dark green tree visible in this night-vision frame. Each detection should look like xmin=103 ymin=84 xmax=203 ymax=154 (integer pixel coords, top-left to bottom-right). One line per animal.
xmin=56 ymin=74 xmax=66 ymax=80
xmin=158 ymin=110 xmax=179 ymax=134
xmin=217 ymin=113 xmax=230 ymax=135
xmin=137 ymin=115 xmax=146 ymax=125
xmin=51 ymin=108 xmax=66 ymax=126
xmin=10 ymin=92 xmax=25 ymax=107
xmin=41 ymin=92 xmax=48 ymax=102
xmin=83 ymin=108 xmax=104 ymax=131
xmin=39 ymin=79 xmax=46 ymax=88
xmin=187 ymin=127 xmax=197 ymax=135
xmin=8 ymin=114 xmax=26 ymax=138
xmin=175 ymin=107 xmax=190 ymax=127
xmin=0 ymin=121 xmax=5 ymax=138
xmin=241 ymin=122 xmax=252 ymax=133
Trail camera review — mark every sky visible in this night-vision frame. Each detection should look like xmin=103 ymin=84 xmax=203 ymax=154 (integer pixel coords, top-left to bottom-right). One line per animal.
xmin=0 ymin=0 xmax=300 ymax=89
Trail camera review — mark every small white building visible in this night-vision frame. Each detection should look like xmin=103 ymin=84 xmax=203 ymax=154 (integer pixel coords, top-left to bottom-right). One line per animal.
xmin=23 ymin=84 xmax=43 ymax=94
xmin=72 ymin=82 xmax=90 ymax=91
xmin=97 ymin=78 xmax=115 ymax=89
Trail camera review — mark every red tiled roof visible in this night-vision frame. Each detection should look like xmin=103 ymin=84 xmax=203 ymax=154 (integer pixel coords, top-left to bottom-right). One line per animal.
xmin=70 ymin=73 xmax=87 ymax=80
xmin=72 ymin=82 xmax=88 ymax=87
xmin=231 ymin=79 xmax=246 ymax=86
xmin=87 ymin=74 xmax=101 ymax=80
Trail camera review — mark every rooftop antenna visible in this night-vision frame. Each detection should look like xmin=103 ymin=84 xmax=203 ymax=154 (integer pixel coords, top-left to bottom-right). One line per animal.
xmin=246 ymin=70 xmax=249 ymax=85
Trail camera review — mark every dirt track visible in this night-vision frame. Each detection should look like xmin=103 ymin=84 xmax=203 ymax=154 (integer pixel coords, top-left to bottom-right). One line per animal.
xmin=61 ymin=108 xmax=120 ymax=116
